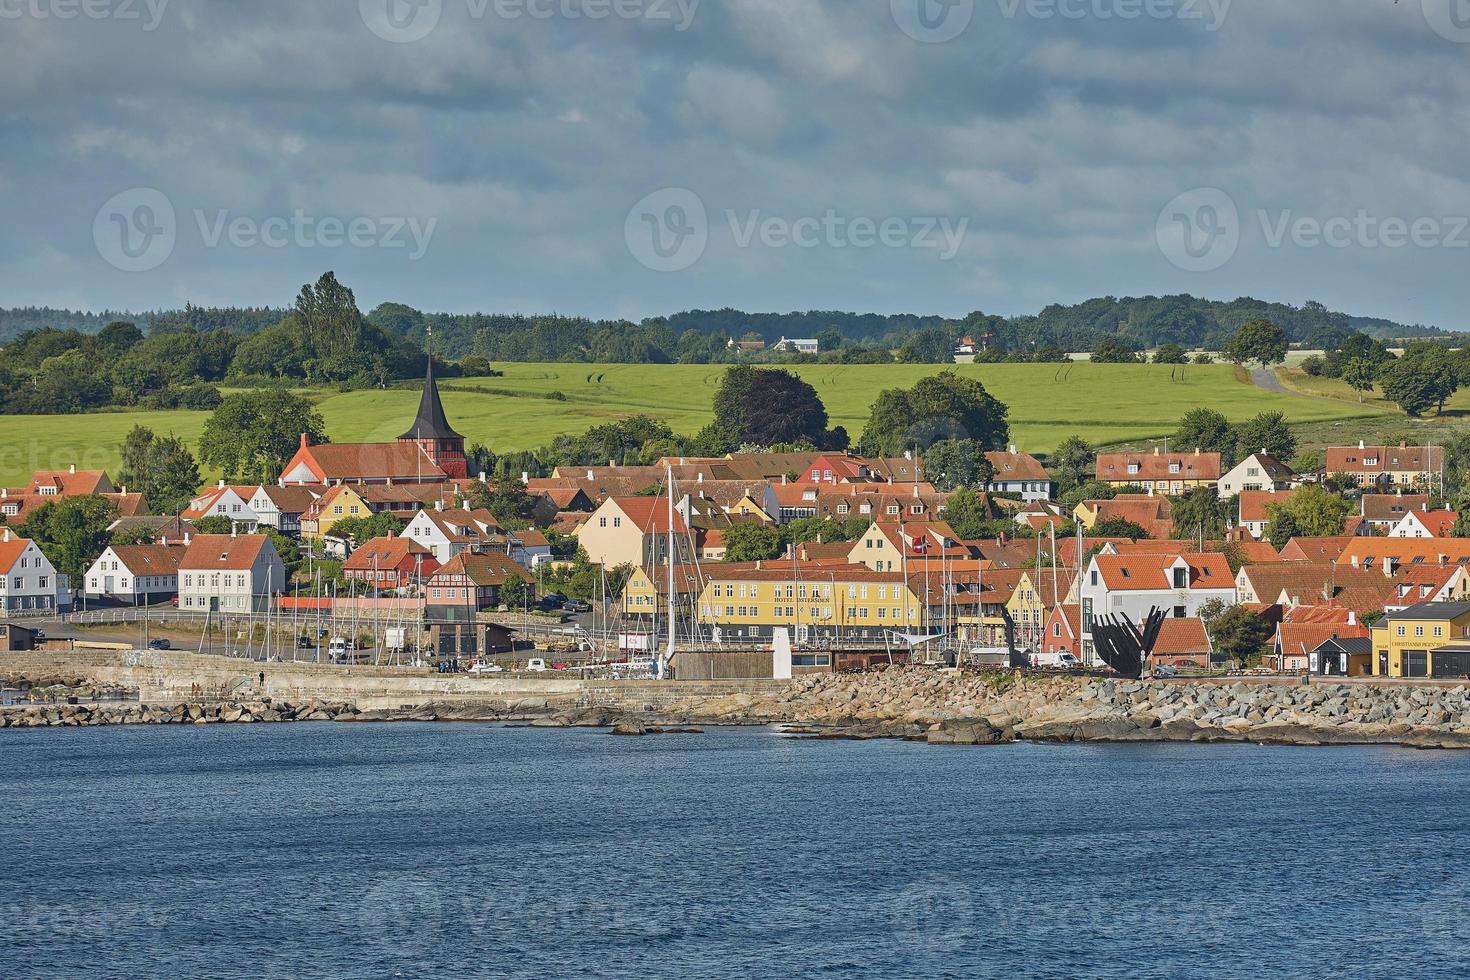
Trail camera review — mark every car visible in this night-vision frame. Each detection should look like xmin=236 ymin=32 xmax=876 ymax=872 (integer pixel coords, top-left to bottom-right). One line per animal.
xmin=467 ymin=662 xmax=504 ymax=675
xmin=1055 ymin=652 xmax=1081 ymax=670
xmin=147 ymin=638 xmax=171 ymax=651
xmin=1153 ymin=664 xmax=1179 ymax=679
xmin=563 ymin=599 xmax=592 ymax=614
xmin=296 ymin=635 xmax=314 ymax=650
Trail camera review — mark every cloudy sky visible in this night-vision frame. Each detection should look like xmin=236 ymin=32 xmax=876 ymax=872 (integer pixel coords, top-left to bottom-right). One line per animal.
xmin=3 ymin=0 xmax=1468 ymax=327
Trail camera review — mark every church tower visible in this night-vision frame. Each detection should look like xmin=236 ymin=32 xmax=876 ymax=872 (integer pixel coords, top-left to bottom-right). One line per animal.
xmin=398 ymin=328 xmax=468 ymax=479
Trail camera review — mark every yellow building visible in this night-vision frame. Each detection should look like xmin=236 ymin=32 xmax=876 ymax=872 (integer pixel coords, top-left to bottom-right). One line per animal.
xmin=695 ymin=564 xmax=932 ymax=645
xmin=849 ymin=521 xmax=968 ymax=572
xmin=1005 ymin=569 xmax=1072 ymax=649
xmin=301 ymin=485 xmax=371 ymax=540
xmin=1369 ymin=602 xmax=1470 ymax=678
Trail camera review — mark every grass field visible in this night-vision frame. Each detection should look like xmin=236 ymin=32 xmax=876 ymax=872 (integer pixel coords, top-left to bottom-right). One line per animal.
xmin=0 ymin=362 xmax=1388 ymax=487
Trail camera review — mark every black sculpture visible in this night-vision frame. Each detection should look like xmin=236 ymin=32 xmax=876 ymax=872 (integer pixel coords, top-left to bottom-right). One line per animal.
xmin=1090 ymin=607 xmax=1166 ymax=679
xmin=999 ymin=607 xmax=1029 ymax=669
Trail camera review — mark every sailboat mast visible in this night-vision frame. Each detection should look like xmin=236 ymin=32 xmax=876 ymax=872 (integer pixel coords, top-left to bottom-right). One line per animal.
xmin=664 ymin=463 xmax=676 ymax=679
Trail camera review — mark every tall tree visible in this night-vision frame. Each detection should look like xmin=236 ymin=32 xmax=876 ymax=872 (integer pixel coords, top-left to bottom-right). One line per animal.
xmin=923 ymin=440 xmax=995 ymax=491
xmin=18 ymin=495 xmax=119 ymax=583
xmin=117 ymin=426 xmax=202 ymax=515
xmin=1206 ymin=604 xmax=1274 ymax=666
xmin=1048 ymin=437 xmax=1095 ymax=493
xmin=295 ymin=271 xmax=364 ymax=362
xmin=861 ymin=371 xmax=1009 ymax=457
xmin=1233 ymin=411 xmax=1296 ymax=461
xmin=711 ymin=366 xmax=839 ymax=449
xmin=1379 ymin=342 xmax=1456 ymax=417
xmin=1174 ymin=408 xmax=1234 ymax=456
xmin=941 ymin=487 xmax=992 ymax=539
xmin=199 ymin=391 xmax=327 ymax=484
xmin=1224 ymin=319 xmax=1288 ymax=369
xmin=1342 ymin=357 xmax=1377 ymax=402
xmin=721 ymin=523 xmax=783 ymax=563
xmin=1170 ymin=486 xmax=1230 ymax=541
xmin=1266 ymin=485 xmax=1349 ymax=537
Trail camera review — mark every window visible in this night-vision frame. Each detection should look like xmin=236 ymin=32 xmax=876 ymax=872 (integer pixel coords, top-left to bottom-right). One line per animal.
xmin=613 ymin=518 xmax=621 ymax=528
xmin=599 ymin=518 xmax=607 ymax=528
xmin=1415 ymin=626 xmax=1425 ymax=637
xmin=1053 ymin=623 xmax=1061 ymax=637
xmin=1174 ymin=605 xmax=1186 ymax=618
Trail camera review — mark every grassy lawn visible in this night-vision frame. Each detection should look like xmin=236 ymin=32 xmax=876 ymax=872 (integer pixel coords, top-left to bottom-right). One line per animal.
xmin=0 ymin=362 xmax=1386 ymax=487
xmin=1274 ymin=367 xmax=1470 ymax=454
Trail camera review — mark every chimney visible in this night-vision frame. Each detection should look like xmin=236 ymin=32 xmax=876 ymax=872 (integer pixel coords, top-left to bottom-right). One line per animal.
xmin=586 ymin=469 xmax=594 ymax=481
xmin=1153 ymin=447 xmax=1161 ymax=456
xmin=609 ymin=459 xmax=616 ymax=468
xmin=435 ymin=499 xmax=444 ymax=512
xmin=300 ymin=432 xmax=310 ymax=449
xmin=218 ymin=480 xmax=226 ymax=489
xmin=521 ymin=471 xmax=529 ymax=484
xmin=697 ymin=473 xmax=704 ymax=483
xmin=69 ymin=464 xmax=76 ymax=474
xmin=183 ymin=532 xmax=191 ymax=545
xmin=479 ymin=471 xmax=487 ymax=484
xmin=1 ymin=528 xmax=8 ymax=543
xmin=904 ymin=450 xmax=913 ymax=461
xmin=1195 ymin=447 xmax=1201 ymax=456
xmin=1348 ymin=611 xmax=1357 ymax=626
xmin=1384 ymin=557 xmax=1397 ymax=577
xmin=1359 ymin=440 xmax=1366 ymax=450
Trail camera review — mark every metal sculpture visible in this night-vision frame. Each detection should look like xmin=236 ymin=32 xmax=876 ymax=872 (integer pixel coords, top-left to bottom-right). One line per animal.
xmin=1090 ymin=607 xmax=1167 ymax=680
xmin=999 ymin=607 xmax=1030 ymax=669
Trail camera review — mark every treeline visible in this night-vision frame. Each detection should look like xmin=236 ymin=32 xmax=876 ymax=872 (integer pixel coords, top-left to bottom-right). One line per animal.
xmin=3 ymin=293 xmax=1436 ymax=366
xmin=0 ymin=274 xmax=472 ymax=415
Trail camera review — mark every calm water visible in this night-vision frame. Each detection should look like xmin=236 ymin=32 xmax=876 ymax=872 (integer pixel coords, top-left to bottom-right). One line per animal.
xmin=2 ymin=724 xmax=1468 ymax=979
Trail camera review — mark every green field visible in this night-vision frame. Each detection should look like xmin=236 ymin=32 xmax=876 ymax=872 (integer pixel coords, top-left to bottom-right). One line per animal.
xmin=0 ymin=362 xmax=1387 ymax=487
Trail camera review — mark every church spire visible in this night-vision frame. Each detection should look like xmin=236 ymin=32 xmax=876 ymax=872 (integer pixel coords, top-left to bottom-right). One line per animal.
xmin=399 ymin=326 xmax=463 ymax=442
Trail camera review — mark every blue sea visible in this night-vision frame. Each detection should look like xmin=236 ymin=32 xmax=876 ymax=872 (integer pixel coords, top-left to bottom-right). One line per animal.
xmin=2 ymin=724 xmax=1468 ymax=979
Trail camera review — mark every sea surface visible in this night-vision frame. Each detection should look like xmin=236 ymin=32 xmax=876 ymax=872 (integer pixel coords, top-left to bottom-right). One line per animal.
xmin=2 ymin=724 xmax=1468 ymax=979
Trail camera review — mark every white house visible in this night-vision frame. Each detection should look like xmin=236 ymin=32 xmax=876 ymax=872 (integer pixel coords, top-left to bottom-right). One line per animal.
xmin=84 ymin=542 xmax=185 ymax=605
xmin=985 ymin=446 xmax=1055 ymax=502
xmin=508 ymin=529 xmax=554 ymax=570
xmin=776 ymin=337 xmax=820 ymax=355
xmin=402 ymin=508 xmax=501 ymax=564
xmin=1077 ymin=551 xmax=1237 ymax=666
xmin=1217 ymin=452 xmax=1297 ymax=498
xmin=182 ymin=484 xmax=259 ymax=530
xmin=1388 ymin=510 xmax=1458 ymax=539
xmin=246 ymin=485 xmax=319 ymax=533
xmin=0 ymin=529 xmax=68 ymax=613
xmin=178 ymin=534 xmax=286 ymax=614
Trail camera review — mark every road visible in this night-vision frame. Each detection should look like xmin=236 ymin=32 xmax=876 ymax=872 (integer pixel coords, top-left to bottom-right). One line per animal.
xmin=1250 ymin=366 xmax=1290 ymax=394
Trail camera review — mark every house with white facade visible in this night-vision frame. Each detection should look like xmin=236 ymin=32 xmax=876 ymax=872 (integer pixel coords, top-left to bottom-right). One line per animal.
xmin=1388 ymin=510 xmax=1459 ymax=539
xmin=246 ymin=485 xmax=319 ymax=534
xmin=182 ymin=484 xmax=259 ymax=530
xmin=84 ymin=542 xmax=186 ymax=605
xmin=985 ymin=446 xmax=1055 ymax=502
xmin=1217 ymin=452 xmax=1297 ymax=498
xmin=776 ymin=337 xmax=820 ymax=355
xmin=0 ymin=529 xmax=68 ymax=613
xmin=1077 ymin=551 xmax=1236 ymax=666
xmin=177 ymin=535 xmax=286 ymax=614
xmin=402 ymin=508 xmax=501 ymax=564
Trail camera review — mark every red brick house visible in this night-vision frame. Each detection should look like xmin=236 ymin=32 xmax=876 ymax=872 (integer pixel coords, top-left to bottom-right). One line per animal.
xmin=343 ymin=535 xmax=439 ymax=590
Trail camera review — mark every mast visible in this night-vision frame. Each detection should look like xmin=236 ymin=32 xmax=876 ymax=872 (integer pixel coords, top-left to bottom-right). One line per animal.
xmin=663 ymin=463 xmax=676 ymax=679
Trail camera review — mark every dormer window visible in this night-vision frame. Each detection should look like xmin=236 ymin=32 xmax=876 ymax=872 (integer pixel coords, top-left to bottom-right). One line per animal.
xmin=1169 ymin=463 xmax=1181 ymax=474
xmin=1127 ymin=463 xmax=1140 ymax=475
xmin=1365 ymin=456 xmax=1379 ymax=466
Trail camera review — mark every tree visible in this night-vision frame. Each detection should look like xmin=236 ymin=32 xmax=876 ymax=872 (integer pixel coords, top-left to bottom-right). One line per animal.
xmin=1048 ymin=437 xmax=1095 ymax=493
xmin=923 ymin=440 xmax=995 ymax=491
xmin=1224 ymin=319 xmax=1288 ymax=368
xmin=117 ymin=426 xmax=201 ymax=515
xmin=1174 ymin=408 xmax=1233 ymax=456
xmin=722 ymin=523 xmax=783 ymax=562
xmin=500 ymin=573 xmax=530 ymax=610
xmin=1233 ymin=411 xmax=1296 ymax=462
xmin=295 ymin=271 xmax=364 ymax=362
xmin=1452 ymin=511 xmax=1470 ymax=539
xmin=465 ymin=480 xmax=539 ymax=531
xmin=896 ymin=328 xmax=955 ymax=364
xmin=1170 ymin=486 xmax=1229 ymax=541
xmin=190 ymin=516 xmax=235 ymax=535
xmin=861 ymin=371 xmax=1009 ymax=457
xmin=199 ymin=391 xmax=327 ymax=484
xmin=711 ymin=366 xmax=840 ymax=449
xmin=1266 ymin=510 xmax=1300 ymax=551
xmin=941 ymin=486 xmax=992 ymax=539
xmin=331 ymin=512 xmax=406 ymax=546
xmin=98 ymin=320 xmax=144 ymax=355
xmin=1267 ymin=484 xmax=1349 ymax=538
xmin=817 ymin=327 xmax=843 ymax=353
xmin=1091 ymin=338 xmax=1140 ymax=363
xmin=1342 ymin=357 xmax=1377 ymax=402
xmin=18 ymin=495 xmax=119 ymax=583
xmin=1092 ymin=518 xmax=1149 ymax=540
xmin=1153 ymin=343 xmax=1188 ymax=364
xmin=1379 ymin=343 xmax=1456 ymax=417
xmin=1207 ymin=604 xmax=1274 ymax=666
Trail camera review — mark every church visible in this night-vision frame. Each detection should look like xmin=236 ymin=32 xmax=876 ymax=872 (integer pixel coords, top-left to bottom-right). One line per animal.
xmin=279 ymin=352 xmax=469 ymax=486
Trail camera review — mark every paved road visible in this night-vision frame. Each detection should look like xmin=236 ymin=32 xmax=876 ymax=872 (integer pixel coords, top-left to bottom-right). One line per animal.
xmin=1250 ymin=366 xmax=1290 ymax=394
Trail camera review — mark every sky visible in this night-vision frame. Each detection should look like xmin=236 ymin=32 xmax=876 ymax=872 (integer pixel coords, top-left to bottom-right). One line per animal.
xmin=3 ymin=0 xmax=1469 ymax=329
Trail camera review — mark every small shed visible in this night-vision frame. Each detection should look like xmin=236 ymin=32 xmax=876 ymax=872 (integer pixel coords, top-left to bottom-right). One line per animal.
xmin=0 ymin=623 xmax=39 ymax=652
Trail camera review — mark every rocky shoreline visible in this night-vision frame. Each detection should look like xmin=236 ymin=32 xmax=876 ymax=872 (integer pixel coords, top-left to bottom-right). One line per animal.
xmin=7 ymin=670 xmax=1470 ymax=748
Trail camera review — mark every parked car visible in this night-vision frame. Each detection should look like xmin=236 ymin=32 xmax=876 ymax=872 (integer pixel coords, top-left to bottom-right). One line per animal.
xmin=296 ymin=635 xmax=314 ymax=650
xmin=540 ymin=593 xmax=567 ymax=609
xmin=1153 ymin=664 xmax=1179 ymax=679
xmin=563 ymin=599 xmax=592 ymax=614
xmin=1055 ymin=652 xmax=1080 ymax=670
xmin=147 ymin=638 xmax=171 ymax=651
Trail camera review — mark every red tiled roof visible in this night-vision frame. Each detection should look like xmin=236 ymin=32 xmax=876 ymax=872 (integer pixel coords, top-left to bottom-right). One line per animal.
xmin=1093 ymin=553 xmax=1233 ymax=591
xmin=108 ymin=544 xmax=185 ymax=575
xmin=1326 ymin=445 xmax=1441 ymax=475
xmin=610 ymin=497 xmax=689 ymax=535
xmin=343 ymin=536 xmax=436 ymax=572
xmin=1238 ymin=489 xmax=1300 ymax=524
xmin=1096 ymin=450 xmax=1222 ymax=483
xmin=1361 ymin=493 xmax=1429 ymax=521
xmin=985 ymin=450 xmax=1050 ymax=482
xmin=179 ymin=534 xmax=271 ymax=571
xmin=1153 ymin=617 xmax=1212 ymax=656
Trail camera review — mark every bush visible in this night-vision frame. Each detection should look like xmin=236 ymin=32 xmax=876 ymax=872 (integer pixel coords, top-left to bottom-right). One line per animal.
xmin=1300 ymin=355 xmax=1325 ymax=376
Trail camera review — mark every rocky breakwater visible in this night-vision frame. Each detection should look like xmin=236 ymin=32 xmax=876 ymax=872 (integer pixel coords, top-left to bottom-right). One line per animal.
xmin=652 ymin=671 xmax=1470 ymax=749
xmin=0 ymin=698 xmax=361 ymax=728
